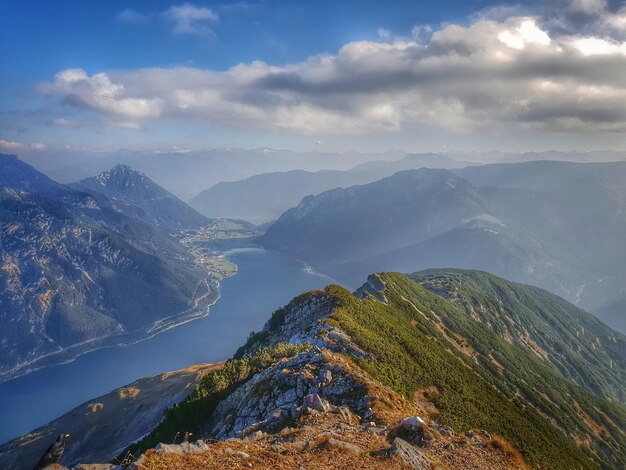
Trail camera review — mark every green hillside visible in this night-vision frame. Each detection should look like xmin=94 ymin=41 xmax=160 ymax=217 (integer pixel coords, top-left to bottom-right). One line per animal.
xmin=411 ymin=269 xmax=626 ymax=403
xmin=327 ymin=273 xmax=626 ymax=468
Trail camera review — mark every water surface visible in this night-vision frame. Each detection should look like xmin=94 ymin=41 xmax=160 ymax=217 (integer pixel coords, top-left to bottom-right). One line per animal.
xmin=0 ymin=248 xmax=335 ymax=443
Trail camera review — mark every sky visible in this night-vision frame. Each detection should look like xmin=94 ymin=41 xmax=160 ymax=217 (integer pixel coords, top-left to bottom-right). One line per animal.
xmin=1 ymin=0 xmax=626 ymax=154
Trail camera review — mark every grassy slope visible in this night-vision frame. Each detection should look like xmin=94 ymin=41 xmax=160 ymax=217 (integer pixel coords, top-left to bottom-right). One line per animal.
xmin=410 ymin=269 xmax=626 ymax=403
xmin=325 ymin=274 xmax=626 ymax=469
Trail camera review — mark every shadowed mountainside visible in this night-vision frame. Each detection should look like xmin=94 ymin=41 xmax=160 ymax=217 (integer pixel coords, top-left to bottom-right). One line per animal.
xmin=262 ymin=161 xmax=626 ymax=332
xmin=189 ymin=153 xmax=467 ymax=224
xmin=0 ymin=155 xmax=218 ymax=382
xmin=71 ymin=164 xmax=209 ymax=230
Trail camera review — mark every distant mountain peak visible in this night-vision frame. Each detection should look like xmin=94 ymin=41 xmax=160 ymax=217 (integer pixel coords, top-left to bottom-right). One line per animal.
xmin=95 ymin=164 xmax=151 ymax=190
xmin=72 ymin=164 xmax=209 ymax=229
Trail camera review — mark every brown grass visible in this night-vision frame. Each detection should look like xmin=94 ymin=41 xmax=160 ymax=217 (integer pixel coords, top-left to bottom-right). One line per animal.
xmin=117 ymin=387 xmax=141 ymax=400
xmin=87 ymin=403 xmax=104 ymax=413
xmin=159 ymin=362 xmax=224 ymax=381
xmin=489 ymin=435 xmax=531 ymax=470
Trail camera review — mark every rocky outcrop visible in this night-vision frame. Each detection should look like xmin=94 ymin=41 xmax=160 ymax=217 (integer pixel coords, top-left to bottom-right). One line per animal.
xmin=239 ymin=291 xmax=367 ymax=359
xmin=390 ymin=438 xmax=432 ymax=470
xmin=207 ymin=347 xmax=370 ymax=440
xmin=131 ymin=384 xmax=523 ymax=470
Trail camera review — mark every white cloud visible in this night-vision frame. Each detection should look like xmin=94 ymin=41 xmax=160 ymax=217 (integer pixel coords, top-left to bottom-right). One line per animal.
xmin=0 ymin=139 xmax=22 ymax=151
xmin=605 ymin=7 xmax=626 ymax=31
xmin=42 ymin=16 xmax=626 ymax=135
xmin=0 ymin=139 xmax=45 ymax=151
xmin=163 ymin=3 xmax=218 ymax=37
xmin=572 ymin=37 xmax=626 ymax=55
xmin=43 ymin=68 xmax=163 ymax=120
xmin=498 ymin=19 xmax=551 ymax=49
xmin=377 ymin=28 xmax=392 ymax=41
xmin=410 ymin=25 xmax=433 ymax=43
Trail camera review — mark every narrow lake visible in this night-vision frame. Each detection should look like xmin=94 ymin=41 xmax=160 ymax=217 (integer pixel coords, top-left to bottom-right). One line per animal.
xmin=0 ymin=248 xmax=336 ymax=444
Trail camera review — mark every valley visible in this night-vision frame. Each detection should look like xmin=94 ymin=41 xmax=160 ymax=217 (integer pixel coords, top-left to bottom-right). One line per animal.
xmin=2 ymin=153 xmax=626 ymax=469
xmin=0 ymin=248 xmax=335 ymax=445
xmin=0 ymin=156 xmax=262 ymax=383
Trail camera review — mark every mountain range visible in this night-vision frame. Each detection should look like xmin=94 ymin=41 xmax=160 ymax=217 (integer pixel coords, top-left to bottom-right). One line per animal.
xmin=20 ymin=148 xmax=406 ymax=201
xmin=3 ymin=269 xmax=624 ymax=469
xmin=189 ymin=153 xmax=467 ymax=223
xmin=19 ymin=148 xmax=626 ymax=203
xmin=261 ymin=161 xmax=626 ymax=332
xmin=0 ymin=155 xmax=217 ymax=382
xmin=188 ymin=151 xmax=626 ymax=228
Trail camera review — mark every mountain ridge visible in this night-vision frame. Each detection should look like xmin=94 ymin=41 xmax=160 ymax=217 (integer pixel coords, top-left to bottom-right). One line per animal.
xmin=189 ymin=153 xmax=469 ymax=224
xmin=411 ymin=269 xmax=626 ymax=402
xmin=4 ymin=270 xmax=626 ymax=469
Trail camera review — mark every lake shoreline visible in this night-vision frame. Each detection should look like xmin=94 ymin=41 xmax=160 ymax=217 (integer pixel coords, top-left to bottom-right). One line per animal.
xmin=0 ymin=248 xmax=337 ymax=444
xmin=0 ymin=245 xmax=257 ymax=385
xmin=0 ymin=276 xmax=223 ymax=385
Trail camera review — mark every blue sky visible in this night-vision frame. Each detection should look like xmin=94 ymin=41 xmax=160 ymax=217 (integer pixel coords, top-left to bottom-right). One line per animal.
xmin=1 ymin=0 xmax=626 ymax=154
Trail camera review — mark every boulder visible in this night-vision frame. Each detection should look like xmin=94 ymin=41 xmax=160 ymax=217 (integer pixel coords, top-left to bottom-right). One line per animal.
xmin=321 ymin=438 xmax=363 ymax=454
xmin=303 ymin=393 xmax=331 ymax=412
xmin=153 ymin=441 xmax=210 ymax=456
xmin=400 ymin=416 xmax=425 ymax=431
xmin=390 ymin=438 xmax=432 ymax=470
xmin=319 ymin=369 xmax=333 ymax=385
xmin=388 ymin=416 xmax=430 ymax=445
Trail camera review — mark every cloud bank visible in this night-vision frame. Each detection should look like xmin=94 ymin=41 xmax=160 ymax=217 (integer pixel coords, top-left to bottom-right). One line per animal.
xmin=44 ymin=9 xmax=626 ymax=135
xmin=0 ymin=139 xmax=45 ymax=152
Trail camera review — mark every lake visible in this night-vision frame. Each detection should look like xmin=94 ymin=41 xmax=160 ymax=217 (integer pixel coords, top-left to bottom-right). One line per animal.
xmin=0 ymin=248 xmax=336 ymax=444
